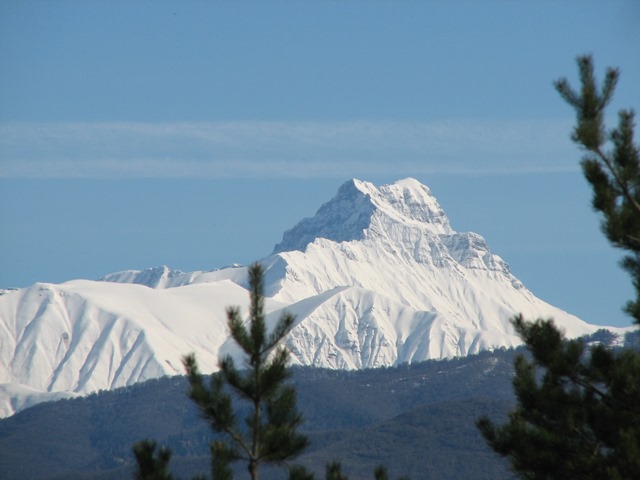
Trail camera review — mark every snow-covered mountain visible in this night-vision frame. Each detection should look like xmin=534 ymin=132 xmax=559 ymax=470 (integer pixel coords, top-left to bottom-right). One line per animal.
xmin=0 ymin=178 xmax=627 ymax=417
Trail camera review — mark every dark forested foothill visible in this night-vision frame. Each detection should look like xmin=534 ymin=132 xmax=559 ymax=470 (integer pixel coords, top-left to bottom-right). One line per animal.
xmin=1 ymin=328 xmax=633 ymax=480
xmin=0 ymin=347 xmax=517 ymax=480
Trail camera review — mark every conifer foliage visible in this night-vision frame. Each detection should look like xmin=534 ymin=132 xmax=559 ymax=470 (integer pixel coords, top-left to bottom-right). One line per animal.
xmin=477 ymin=56 xmax=640 ymax=480
xmin=132 ymin=263 xmax=308 ymax=480
xmin=183 ymin=262 xmax=309 ymax=480
xmin=133 ymin=263 xmax=402 ymax=480
xmin=133 ymin=263 xmax=406 ymax=480
xmin=132 ymin=440 xmax=174 ymax=480
xmin=477 ymin=315 xmax=640 ymax=479
xmin=555 ymin=55 xmax=640 ymax=324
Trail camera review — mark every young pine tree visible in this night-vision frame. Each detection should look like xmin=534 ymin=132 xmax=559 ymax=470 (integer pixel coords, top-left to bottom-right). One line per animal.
xmin=555 ymin=55 xmax=640 ymax=324
xmin=477 ymin=55 xmax=640 ymax=480
xmin=183 ymin=262 xmax=309 ymax=480
xmin=134 ymin=263 xmax=405 ymax=480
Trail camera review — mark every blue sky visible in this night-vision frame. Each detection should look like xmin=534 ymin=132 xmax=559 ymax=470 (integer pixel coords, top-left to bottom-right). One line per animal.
xmin=1 ymin=1 xmax=639 ymax=327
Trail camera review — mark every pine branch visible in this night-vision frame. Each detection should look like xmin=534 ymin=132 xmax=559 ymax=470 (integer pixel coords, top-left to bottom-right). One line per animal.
xmin=592 ymin=144 xmax=640 ymax=217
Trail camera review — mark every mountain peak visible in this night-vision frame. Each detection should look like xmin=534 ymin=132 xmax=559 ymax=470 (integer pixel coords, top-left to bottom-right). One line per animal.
xmin=373 ymin=177 xmax=451 ymax=232
xmin=272 ymin=178 xmax=452 ymax=254
xmin=1 ymin=177 xmax=625 ymax=418
xmin=272 ymin=178 xmax=376 ymax=254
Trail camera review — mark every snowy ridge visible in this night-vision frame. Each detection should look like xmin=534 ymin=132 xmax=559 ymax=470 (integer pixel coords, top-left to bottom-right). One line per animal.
xmin=100 ymin=266 xmax=196 ymax=289
xmin=100 ymin=264 xmax=247 ymax=289
xmin=0 ymin=278 xmax=285 ymax=417
xmin=0 ymin=178 xmax=629 ymax=417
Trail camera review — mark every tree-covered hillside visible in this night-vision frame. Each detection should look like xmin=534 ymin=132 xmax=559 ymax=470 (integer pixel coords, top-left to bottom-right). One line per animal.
xmin=0 ymin=348 xmax=516 ymax=480
xmin=2 ymin=328 xmax=633 ymax=480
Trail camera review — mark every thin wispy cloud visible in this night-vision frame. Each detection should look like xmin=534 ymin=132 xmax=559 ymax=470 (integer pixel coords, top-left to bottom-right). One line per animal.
xmin=0 ymin=120 xmax=578 ymax=179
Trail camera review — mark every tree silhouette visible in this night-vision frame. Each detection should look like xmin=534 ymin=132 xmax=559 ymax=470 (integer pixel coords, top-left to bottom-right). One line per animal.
xmin=183 ymin=262 xmax=308 ymax=480
xmin=477 ymin=55 xmax=640 ymax=480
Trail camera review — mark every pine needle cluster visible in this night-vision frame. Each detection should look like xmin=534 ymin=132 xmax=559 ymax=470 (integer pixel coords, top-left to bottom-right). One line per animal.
xmin=477 ymin=55 xmax=640 ymax=480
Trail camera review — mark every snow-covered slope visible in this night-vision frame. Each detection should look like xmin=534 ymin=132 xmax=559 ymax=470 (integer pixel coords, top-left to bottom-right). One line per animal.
xmin=0 ymin=276 xmax=285 ymax=417
xmin=254 ymin=178 xmax=604 ymax=368
xmin=0 ymin=178 xmax=627 ymax=417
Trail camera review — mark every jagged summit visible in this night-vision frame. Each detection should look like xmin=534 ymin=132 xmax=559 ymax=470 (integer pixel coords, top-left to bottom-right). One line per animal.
xmin=273 ymin=179 xmax=375 ymax=254
xmin=262 ymin=178 xmax=524 ymax=310
xmin=369 ymin=178 xmax=451 ymax=232
xmin=273 ymin=178 xmax=451 ymax=254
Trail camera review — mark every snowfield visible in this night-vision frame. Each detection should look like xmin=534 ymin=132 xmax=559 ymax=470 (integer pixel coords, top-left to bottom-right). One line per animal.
xmin=0 ymin=178 xmax=628 ymax=417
